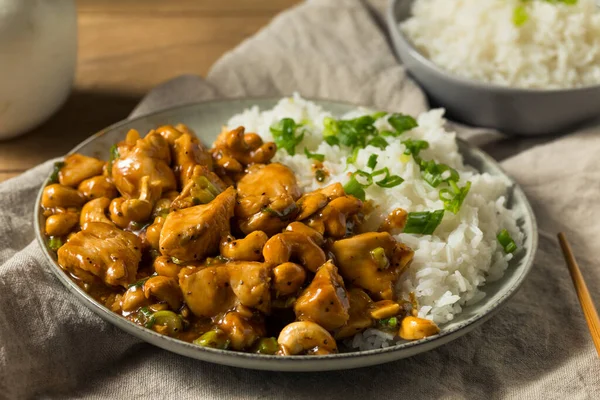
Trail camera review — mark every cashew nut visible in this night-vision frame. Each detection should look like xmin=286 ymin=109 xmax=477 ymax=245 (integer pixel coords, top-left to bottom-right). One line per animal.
xmin=78 ymin=176 xmax=118 ymax=200
xmin=285 ymin=222 xmax=324 ymax=246
xmin=121 ymin=286 xmax=151 ymax=312
xmin=45 ymin=212 xmax=79 ymax=237
xmin=41 ymin=184 xmax=85 ymax=209
xmin=109 ymin=197 xmax=130 ymax=228
xmin=220 ymin=231 xmax=268 ymax=261
xmin=143 ymin=276 xmax=183 ymax=311
xmin=80 ymin=197 xmax=114 ymax=229
xmin=309 ymin=195 xmax=363 ymax=238
xmin=121 ymin=176 xmax=161 ymax=222
xmin=153 ymin=255 xmax=182 ymax=278
xmin=146 ymin=216 xmax=165 ymax=249
xmin=272 ymin=262 xmax=306 ymax=296
xmin=211 ymin=126 xmax=276 ymax=173
xmin=263 ymin=232 xmax=326 ymax=272
xmin=277 ymin=321 xmax=337 ymax=355
xmin=295 ymin=192 xmax=328 ymax=221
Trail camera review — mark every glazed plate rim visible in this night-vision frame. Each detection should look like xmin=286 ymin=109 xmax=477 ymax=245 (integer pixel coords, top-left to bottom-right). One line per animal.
xmin=33 ymin=97 xmax=538 ymax=371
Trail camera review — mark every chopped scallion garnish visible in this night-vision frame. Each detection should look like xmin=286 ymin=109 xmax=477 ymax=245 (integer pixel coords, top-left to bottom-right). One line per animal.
xmin=497 ymin=229 xmax=517 ymax=253
xmin=47 ymin=236 xmax=63 ymax=251
xmin=367 ymin=154 xmax=378 ymax=170
xmin=419 ymin=159 xmax=460 ymax=188
xmin=388 ymin=113 xmax=418 ymax=136
xmin=49 ymin=162 xmax=65 ymax=184
xmin=402 ymin=139 xmax=429 ymax=157
xmin=403 ymin=210 xmax=445 ymax=235
xmin=367 ymin=136 xmax=388 ymax=150
xmin=304 ymin=147 xmax=325 ymax=162
xmin=108 ymin=145 xmax=119 ymax=175
xmin=439 ymin=180 xmax=471 ymax=214
xmin=270 ymin=118 xmax=305 ymax=155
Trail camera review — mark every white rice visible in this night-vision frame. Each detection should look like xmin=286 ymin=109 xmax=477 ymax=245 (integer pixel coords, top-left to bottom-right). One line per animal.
xmin=227 ymin=94 xmax=523 ymax=350
xmin=400 ymin=0 xmax=600 ymax=89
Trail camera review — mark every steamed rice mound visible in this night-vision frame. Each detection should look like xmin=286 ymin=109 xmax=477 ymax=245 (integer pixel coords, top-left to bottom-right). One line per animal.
xmin=226 ymin=95 xmax=523 ymax=351
xmin=400 ymin=0 xmax=600 ymax=89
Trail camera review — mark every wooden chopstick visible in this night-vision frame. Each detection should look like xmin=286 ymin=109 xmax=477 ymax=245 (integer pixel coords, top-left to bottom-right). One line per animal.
xmin=557 ymin=232 xmax=600 ymax=357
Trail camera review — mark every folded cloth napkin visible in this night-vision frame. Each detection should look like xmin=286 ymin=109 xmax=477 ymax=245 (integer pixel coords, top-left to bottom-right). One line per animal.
xmin=1 ymin=0 xmax=599 ymax=398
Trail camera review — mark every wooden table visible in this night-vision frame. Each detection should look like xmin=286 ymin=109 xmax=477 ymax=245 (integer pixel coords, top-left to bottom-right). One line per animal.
xmin=0 ymin=0 xmax=300 ymax=182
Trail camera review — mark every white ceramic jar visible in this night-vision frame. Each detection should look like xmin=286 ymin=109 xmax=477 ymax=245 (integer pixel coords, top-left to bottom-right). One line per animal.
xmin=0 ymin=0 xmax=77 ymax=140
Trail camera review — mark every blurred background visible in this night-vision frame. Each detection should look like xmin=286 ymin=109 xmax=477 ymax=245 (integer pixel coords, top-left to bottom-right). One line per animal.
xmin=0 ymin=0 xmax=301 ymax=182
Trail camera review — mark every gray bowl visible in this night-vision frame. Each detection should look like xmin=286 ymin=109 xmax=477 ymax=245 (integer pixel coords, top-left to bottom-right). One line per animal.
xmin=387 ymin=0 xmax=600 ymax=135
xmin=34 ymin=98 xmax=537 ymax=371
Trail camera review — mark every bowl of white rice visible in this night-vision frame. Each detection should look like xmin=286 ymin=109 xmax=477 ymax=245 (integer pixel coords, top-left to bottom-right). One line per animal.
xmin=387 ymin=0 xmax=600 ymax=135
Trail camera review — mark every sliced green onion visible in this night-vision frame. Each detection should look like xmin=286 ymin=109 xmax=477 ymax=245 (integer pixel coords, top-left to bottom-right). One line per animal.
xmin=152 ymin=310 xmax=183 ymax=335
xmin=171 ymin=257 xmax=184 ymax=265
xmin=128 ymin=276 xmax=150 ymax=289
xmin=403 ymin=210 xmax=445 ymax=235
xmin=387 ymin=113 xmax=418 ymax=136
xmin=270 ymin=118 xmax=305 ymax=155
xmin=420 ymin=160 xmax=460 ymax=188
xmin=108 ymin=144 xmax=119 ymax=175
xmin=193 ymin=330 xmax=230 ymax=350
xmin=497 ymin=229 xmax=517 ymax=253
xmin=304 ymin=147 xmax=325 ymax=162
xmin=49 ymin=162 xmax=65 ymax=184
xmin=346 ymin=147 xmax=360 ymax=165
xmin=367 ymin=136 xmax=388 ymax=150
xmin=373 ymin=168 xmax=404 ymax=188
xmin=370 ymin=247 xmax=389 ymax=269
xmin=367 ymin=154 xmax=378 ymax=170
xmin=402 ymin=139 xmax=429 ymax=157
xmin=47 ymin=236 xmax=63 ymax=251
xmin=371 ymin=111 xmax=387 ymax=120
xmin=378 ymin=316 xmax=399 ymax=329
xmin=439 ymin=181 xmax=471 ymax=214
xmin=256 ymin=337 xmax=279 ymax=355
xmin=343 ymin=175 xmax=367 ymax=201
xmin=513 ymin=5 xmax=528 ymax=26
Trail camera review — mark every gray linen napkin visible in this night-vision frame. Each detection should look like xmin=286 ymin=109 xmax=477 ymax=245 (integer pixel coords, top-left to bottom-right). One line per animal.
xmin=1 ymin=0 xmax=599 ymax=398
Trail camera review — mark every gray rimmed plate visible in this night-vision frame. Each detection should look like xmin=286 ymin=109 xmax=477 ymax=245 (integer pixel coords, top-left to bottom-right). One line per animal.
xmin=33 ymin=98 xmax=538 ymax=371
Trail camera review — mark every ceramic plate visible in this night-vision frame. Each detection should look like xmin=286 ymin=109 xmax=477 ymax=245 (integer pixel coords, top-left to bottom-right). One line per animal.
xmin=34 ymin=98 xmax=538 ymax=371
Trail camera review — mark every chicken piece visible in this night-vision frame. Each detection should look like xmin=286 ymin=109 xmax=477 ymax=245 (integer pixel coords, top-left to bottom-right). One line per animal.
xmin=143 ymin=276 xmax=183 ymax=310
xmin=217 ymin=311 xmax=266 ymax=351
xmin=58 ymin=154 xmax=105 ymax=187
xmin=111 ymin=131 xmax=177 ymax=198
xmin=57 ymin=222 xmax=142 ymax=287
xmin=159 ymin=187 xmax=236 ymax=262
xmin=41 ymin=184 xmax=85 ymax=209
xmin=169 ymin=167 xmax=227 ymax=211
xmin=179 ymin=266 xmax=236 ymax=318
xmin=294 ymin=260 xmax=350 ymax=331
xmin=399 ymin=316 xmax=440 ymax=340
xmin=236 ymin=163 xmax=301 ymax=235
xmin=211 ymin=126 xmax=276 ymax=174
xmin=306 ymin=195 xmax=363 ymax=239
xmin=330 ymin=232 xmax=414 ymax=300
xmin=172 ymin=132 xmax=214 ymax=187
xmin=334 ymin=288 xmax=375 ymax=339
xmin=78 ymin=176 xmax=118 ymax=200
xmin=154 ymin=125 xmax=183 ymax=145
xmin=272 ymin=262 xmax=306 ymax=296
xmin=227 ymin=261 xmax=272 ymax=314
xmin=220 ymin=231 xmax=268 ymax=261
xmin=295 ymin=192 xmax=328 ymax=221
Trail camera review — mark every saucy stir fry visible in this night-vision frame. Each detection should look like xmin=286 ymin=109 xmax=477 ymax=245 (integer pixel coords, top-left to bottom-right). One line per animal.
xmin=41 ymin=124 xmax=440 ymax=355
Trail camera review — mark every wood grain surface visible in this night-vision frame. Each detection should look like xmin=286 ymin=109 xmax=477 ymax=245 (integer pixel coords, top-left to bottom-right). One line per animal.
xmin=0 ymin=0 xmax=300 ymax=181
